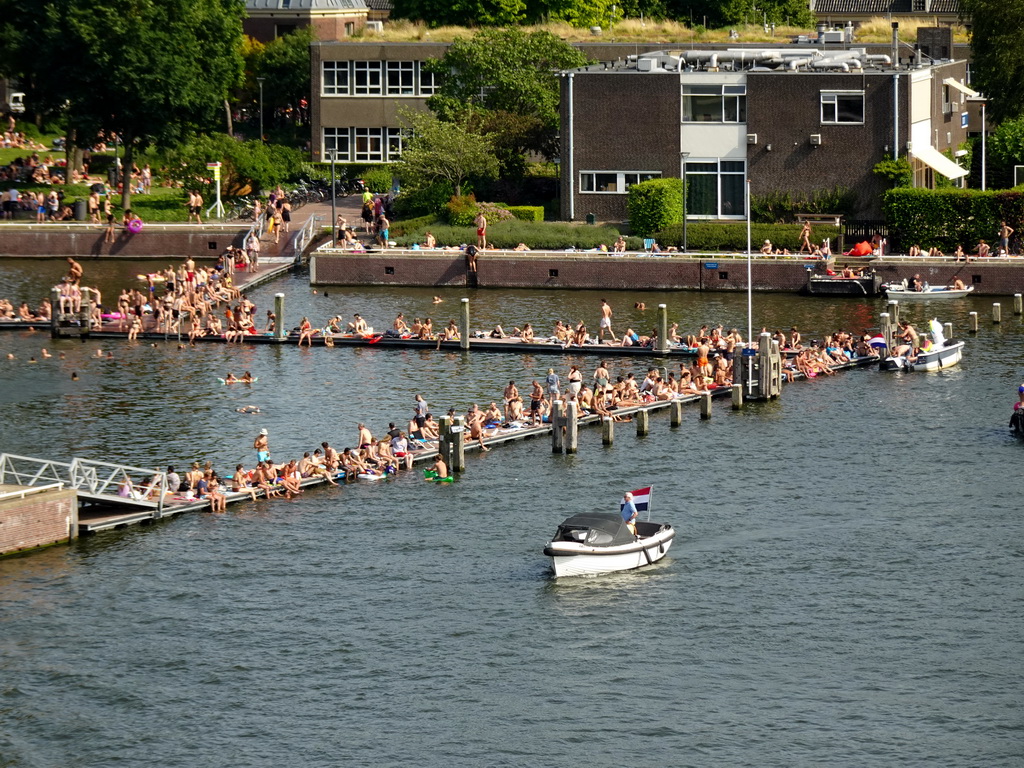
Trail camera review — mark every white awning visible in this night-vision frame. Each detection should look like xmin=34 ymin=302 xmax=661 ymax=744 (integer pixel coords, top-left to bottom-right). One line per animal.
xmin=909 ymin=145 xmax=969 ymax=180
xmin=943 ymin=78 xmax=979 ymax=98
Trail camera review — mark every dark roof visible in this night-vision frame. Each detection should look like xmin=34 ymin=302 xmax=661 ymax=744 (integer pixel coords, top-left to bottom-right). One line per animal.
xmin=246 ymin=0 xmax=368 ymax=10
xmin=365 ymin=0 xmax=392 ymax=10
xmin=812 ymin=0 xmax=961 ymax=11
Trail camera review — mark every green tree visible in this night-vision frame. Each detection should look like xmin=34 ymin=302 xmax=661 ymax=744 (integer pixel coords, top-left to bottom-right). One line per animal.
xmin=393 ymin=110 xmax=499 ymax=198
xmin=427 ymin=28 xmax=589 ymax=163
xmin=167 ymin=134 xmax=305 ymax=196
xmin=254 ymin=26 xmax=315 ymax=125
xmin=390 ymin=0 xmax=525 ymax=26
xmin=986 ymin=115 xmax=1024 ymax=187
xmin=962 ymin=0 xmax=1024 ymax=122
xmin=1 ymin=0 xmax=245 ymax=211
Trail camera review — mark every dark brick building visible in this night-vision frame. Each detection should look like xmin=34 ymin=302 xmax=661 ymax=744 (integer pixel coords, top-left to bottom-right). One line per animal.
xmin=560 ymin=48 xmax=970 ymax=223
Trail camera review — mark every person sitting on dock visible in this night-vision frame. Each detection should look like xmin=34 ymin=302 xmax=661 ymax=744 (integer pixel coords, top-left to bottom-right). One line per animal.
xmin=620 ymin=328 xmax=640 ymax=346
xmin=390 ymin=432 xmax=413 ymax=470
xmin=297 ymin=316 xmax=315 ymax=347
xmin=443 ymin=320 xmax=460 ymax=341
xmin=466 ymin=405 xmax=492 ymax=450
xmin=489 ymin=324 xmax=507 ymax=338
xmin=230 ymin=464 xmax=259 ymax=501
xmin=393 ymin=313 xmax=409 ymax=334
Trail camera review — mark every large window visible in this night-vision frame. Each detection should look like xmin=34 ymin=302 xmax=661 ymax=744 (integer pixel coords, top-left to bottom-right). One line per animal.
xmin=682 ymin=84 xmax=746 ymax=123
xmin=386 ymin=61 xmax=416 ymax=95
xmin=354 ymin=128 xmax=384 ymax=162
xmin=685 ymin=160 xmax=745 ymax=219
xmin=386 ymin=127 xmax=406 ymax=159
xmin=323 ymin=61 xmax=349 ymax=96
xmin=354 ymin=61 xmax=383 ymax=95
xmin=580 ymin=171 xmax=661 ymax=194
xmin=323 ymin=128 xmax=351 ymax=162
xmin=821 ymin=91 xmax=864 ymax=124
xmin=419 ymin=66 xmax=439 ymax=95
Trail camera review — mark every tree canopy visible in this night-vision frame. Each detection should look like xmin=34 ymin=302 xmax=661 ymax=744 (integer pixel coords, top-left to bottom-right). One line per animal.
xmin=0 ymin=0 xmax=246 ymax=209
xmin=426 ymin=28 xmax=589 ymax=164
xmin=962 ymin=0 xmax=1024 ymax=123
xmin=393 ymin=110 xmax=499 ymax=197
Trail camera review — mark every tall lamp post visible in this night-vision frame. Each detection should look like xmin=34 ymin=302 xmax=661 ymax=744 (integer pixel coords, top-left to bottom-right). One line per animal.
xmin=257 ymin=77 xmax=265 ymax=143
xmin=680 ymin=151 xmax=690 ymax=251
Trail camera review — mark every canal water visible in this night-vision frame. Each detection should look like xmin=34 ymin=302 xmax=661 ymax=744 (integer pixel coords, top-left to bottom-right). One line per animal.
xmin=0 ymin=261 xmax=1021 ymax=767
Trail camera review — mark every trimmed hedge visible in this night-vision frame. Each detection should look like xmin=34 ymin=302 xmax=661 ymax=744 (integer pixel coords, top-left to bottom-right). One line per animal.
xmin=392 ymin=220 xmax=643 ymax=250
xmin=883 ymin=187 xmax=1024 ymax=250
xmin=506 ymin=205 xmax=545 ymax=222
xmin=627 ymin=178 xmax=683 ymax=236
xmin=653 ymin=222 xmax=841 ymax=252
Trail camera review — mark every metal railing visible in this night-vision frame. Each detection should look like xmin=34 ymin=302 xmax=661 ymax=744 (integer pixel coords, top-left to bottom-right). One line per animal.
xmin=291 ymin=213 xmax=324 ymax=264
xmin=0 ymin=481 xmax=65 ymax=501
xmin=0 ymin=454 xmax=168 ymax=517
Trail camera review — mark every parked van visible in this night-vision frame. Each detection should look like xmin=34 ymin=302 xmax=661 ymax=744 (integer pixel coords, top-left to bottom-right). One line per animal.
xmin=8 ymin=92 xmax=25 ymax=113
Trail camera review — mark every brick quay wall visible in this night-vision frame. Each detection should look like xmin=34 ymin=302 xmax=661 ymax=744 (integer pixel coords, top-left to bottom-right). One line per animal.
xmin=0 ymin=487 xmax=78 ymax=557
xmin=0 ymin=225 xmax=249 ymax=259
xmin=311 ymin=251 xmax=1024 ymax=296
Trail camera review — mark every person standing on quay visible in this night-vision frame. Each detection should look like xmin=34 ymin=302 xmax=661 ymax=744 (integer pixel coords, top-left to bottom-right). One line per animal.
xmin=254 ymin=428 xmax=270 ymax=464
xmin=999 ymin=221 xmax=1014 ymax=255
xmin=474 ymin=210 xmax=487 ymax=249
xmin=598 ymin=299 xmax=614 ymax=341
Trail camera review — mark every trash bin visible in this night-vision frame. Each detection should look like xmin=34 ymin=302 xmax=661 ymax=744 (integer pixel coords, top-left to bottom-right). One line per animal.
xmin=73 ymin=199 xmax=87 ymax=221
xmin=585 ymin=213 xmax=596 ymax=225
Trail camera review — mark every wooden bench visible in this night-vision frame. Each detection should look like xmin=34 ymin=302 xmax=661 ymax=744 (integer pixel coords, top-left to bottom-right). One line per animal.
xmin=794 ymin=213 xmax=844 ymax=227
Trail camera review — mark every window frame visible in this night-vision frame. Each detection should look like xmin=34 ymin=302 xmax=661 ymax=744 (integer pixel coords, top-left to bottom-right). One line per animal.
xmin=579 ymin=170 xmax=662 ymax=194
xmin=684 ymin=158 xmax=746 ymax=220
xmin=354 ymin=127 xmax=384 ymax=162
xmin=820 ymin=90 xmax=865 ymax=125
xmin=323 ymin=128 xmax=351 ymax=162
xmin=386 ymin=61 xmax=416 ymax=96
xmin=682 ymin=84 xmax=747 ymax=124
xmin=322 ymin=61 xmax=350 ymax=96
xmin=353 ymin=61 xmax=383 ymax=96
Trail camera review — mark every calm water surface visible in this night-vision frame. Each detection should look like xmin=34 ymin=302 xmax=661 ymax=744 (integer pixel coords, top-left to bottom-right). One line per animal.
xmin=0 ymin=261 xmax=1021 ymax=766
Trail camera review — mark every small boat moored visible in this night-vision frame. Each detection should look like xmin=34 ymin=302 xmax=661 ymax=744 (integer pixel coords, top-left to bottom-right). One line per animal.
xmin=881 ymin=319 xmax=964 ymax=372
xmin=1010 ymin=384 xmax=1024 ymax=438
xmin=543 ymin=487 xmax=674 ymax=578
xmin=882 ymin=280 xmax=974 ymax=300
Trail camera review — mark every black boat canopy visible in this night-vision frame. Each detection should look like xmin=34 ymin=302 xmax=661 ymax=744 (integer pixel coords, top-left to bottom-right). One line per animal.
xmin=554 ymin=513 xmax=634 ymax=547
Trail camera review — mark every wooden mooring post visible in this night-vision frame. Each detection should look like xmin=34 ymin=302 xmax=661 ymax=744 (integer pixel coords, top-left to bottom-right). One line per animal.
xmin=636 ymin=409 xmax=649 ymax=436
xmin=449 ymin=415 xmax=466 ymax=471
xmin=564 ymin=400 xmax=579 ymax=454
xmin=459 ymin=298 xmax=470 ymax=350
xmin=273 ymin=293 xmax=286 ymax=341
xmin=656 ymin=304 xmax=669 ymax=355
xmin=879 ymin=312 xmax=892 ymax=353
xmin=700 ymin=391 xmax=712 ymax=420
xmin=993 ymin=303 xmax=1002 ymax=324
xmin=732 ymin=383 xmax=743 ymax=410
xmin=551 ymin=400 xmax=565 ymax=453
xmin=669 ymin=400 xmax=683 ymax=427
xmin=602 ymin=416 xmax=614 ymax=445
xmin=887 ymin=299 xmax=900 ymax=328
xmin=969 ymin=311 xmax=979 ymax=333
xmin=1015 ymin=294 xmax=1023 ymax=315
xmin=943 ymin=322 xmax=953 ymax=340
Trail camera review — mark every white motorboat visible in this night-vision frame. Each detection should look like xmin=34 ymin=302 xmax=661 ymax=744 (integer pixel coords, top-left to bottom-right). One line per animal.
xmin=543 ymin=487 xmax=674 ymax=577
xmin=881 ymin=319 xmax=965 ymax=372
xmin=882 ymin=281 xmax=974 ymax=300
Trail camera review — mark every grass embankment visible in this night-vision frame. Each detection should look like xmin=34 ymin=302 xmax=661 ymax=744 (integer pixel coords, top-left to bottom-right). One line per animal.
xmin=355 ymin=18 xmax=968 ymax=45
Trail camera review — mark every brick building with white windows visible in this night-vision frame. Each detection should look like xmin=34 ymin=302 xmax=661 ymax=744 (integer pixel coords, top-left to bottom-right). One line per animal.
xmin=559 ymin=46 xmax=972 ymax=222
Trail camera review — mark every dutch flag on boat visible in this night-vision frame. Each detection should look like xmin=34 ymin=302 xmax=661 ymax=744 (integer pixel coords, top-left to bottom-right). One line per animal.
xmin=868 ymin=335 xmax=887 ymax=348
xmin=621 ymin=486 xmax=653 ymax=517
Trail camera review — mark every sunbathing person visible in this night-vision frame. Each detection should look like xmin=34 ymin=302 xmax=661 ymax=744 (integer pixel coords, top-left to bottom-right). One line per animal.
xmin=231 ymin=464 xmax=259 ymax=501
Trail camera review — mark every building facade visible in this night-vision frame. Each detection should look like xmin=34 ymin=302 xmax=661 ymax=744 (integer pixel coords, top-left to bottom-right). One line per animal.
xmin=244 ymin=0 xmax=369 ymax=43
xmin=560 ymin=48 xmax=970 ymax=223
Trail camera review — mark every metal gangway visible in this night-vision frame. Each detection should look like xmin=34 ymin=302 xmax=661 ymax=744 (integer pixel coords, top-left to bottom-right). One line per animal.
xmin=0 ymin=453 xmax=168 ymax=518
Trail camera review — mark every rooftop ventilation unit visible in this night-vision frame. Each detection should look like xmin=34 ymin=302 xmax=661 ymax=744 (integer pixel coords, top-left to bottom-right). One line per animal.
xmin=366 ymin=20 xmax=384 ymax=32
xmin=637 ymin=58 xmax=656 ymax=72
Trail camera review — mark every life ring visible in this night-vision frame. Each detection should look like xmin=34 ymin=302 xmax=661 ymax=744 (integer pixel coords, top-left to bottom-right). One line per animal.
xmin=127 ymin=218 xmax=143 ymax=234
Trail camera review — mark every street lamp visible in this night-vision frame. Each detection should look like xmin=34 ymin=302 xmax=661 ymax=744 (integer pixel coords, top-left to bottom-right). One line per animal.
xmin=680 ymin=151 xmax=690 ymax=252
xmin=257 ymin=77 xmax=265 ymax=144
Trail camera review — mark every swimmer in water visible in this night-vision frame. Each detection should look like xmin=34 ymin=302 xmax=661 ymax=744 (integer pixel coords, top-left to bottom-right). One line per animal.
xmin=432 ymin=296 xmax=443 ymax=304
xmin=71 ymin=372 xmax=79 ymax=381
xmin=224 ymin=372 xmax=239 ymax=384
xmin=236 ymin=405 xmax=261 ymax=414
xmin=240 ymin=371 xmax=255 ymax=383
xmin=41 ymin=349 xmax=51 ymax=358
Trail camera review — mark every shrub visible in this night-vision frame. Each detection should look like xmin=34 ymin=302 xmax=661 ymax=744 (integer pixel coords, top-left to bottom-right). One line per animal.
xmin=477 ymin=201 xmax=516 ymax=223
xmin=506 ymin=205 xmax=545 ymax=222
xmin=750 ymin=187 xmax=857 ymax=223
xmin=873 ymin=155 xmax=914 ymax=189
xmin=363 ymin=165 xmax=395 ymax=195
xmin=883 ymin=187 xmax=1024 ymax=250
xmin=393 ymin=181 xmax=457 ymax=218
xmin=445 ymin=194 xmax=479 ymax=226
xmin=392 ymin=219 xmax=631 ymax=250
xmin=653 ymin=222 xmax=841 ymax=252
xmin=627 ymin=178 xmax=683 ymax=236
